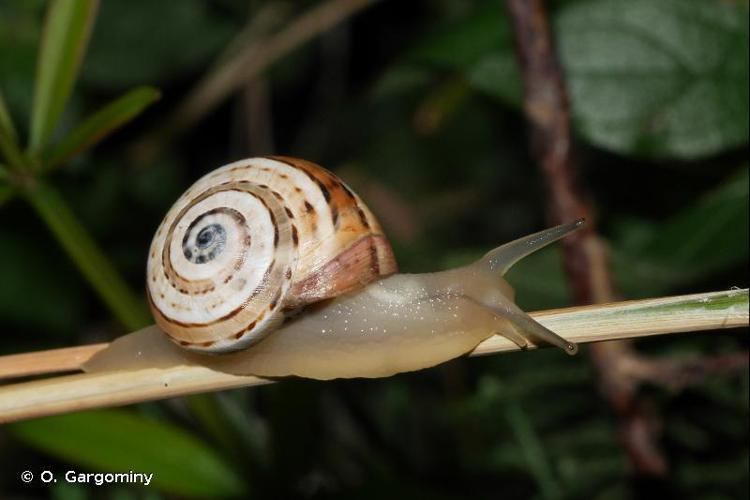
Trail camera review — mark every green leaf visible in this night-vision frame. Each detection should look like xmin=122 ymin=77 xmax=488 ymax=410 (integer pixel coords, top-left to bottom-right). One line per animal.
xmin=0 ymin=89 xmax=27 ymax=170
xmin=43 ymin=86 xmax=160 ymax=169
xmin=82 ymin=0 xmax=233 ymax=89
xmin=0 ymin=228 xmax=86 ymax=333
xmin=556 ymin=0 xmax=749 ymax=159
xmin=29 ymin=0 xmax=98 ymax=153
xmin=23 ymin=180 xmax=150 ymax=330
xmin=612 ymin=167 xmax=749 ymax=295
xmin=505 ymin=246 xmax=573 ymax=310
xmin=505 ymin=401 xmax=562 ymax=499
xmin=405 ymin=1 xmax=523 ymax=108
xmin=0 ymin=128 xmax=26 ymax=171
xmin=0 ymin=183 xmax=14 ymax=206
xmin=642 ymin=168 xmax=748 ymax=270
xmin=410 ymin=1 xmax=511 ymax=70
xmin=0 ymin=88 xmax=18 ymax=143
xmin=10 ymin=410 xmax=246 ymax=498
xmin=185 ymin=394 xmax=239 ymax=454
xmin=467 ymin=53 xmax=523 ymax=108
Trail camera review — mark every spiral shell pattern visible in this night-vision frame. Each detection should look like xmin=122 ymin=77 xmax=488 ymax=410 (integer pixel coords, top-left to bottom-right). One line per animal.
xmin=147 ymin=157 xmax=397 ymax=352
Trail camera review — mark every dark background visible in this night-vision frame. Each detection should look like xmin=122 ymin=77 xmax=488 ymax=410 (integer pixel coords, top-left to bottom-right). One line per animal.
xmin=0 ymin=0 xmax=748 ymax=498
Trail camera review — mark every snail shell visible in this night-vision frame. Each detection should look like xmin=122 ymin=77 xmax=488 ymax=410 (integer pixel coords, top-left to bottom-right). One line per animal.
xmin=147 ymin=156 xmax=397 ymax=352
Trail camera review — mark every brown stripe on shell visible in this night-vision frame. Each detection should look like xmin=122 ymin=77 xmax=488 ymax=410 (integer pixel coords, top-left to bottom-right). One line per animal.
xmin=266 ymin=155 xmax=336 ymax=209
xmin=291 ymin=225 xmax=299 ymax=246
xmin=176 ymin=308 xmax=271 ymax=347
xmin=369 ymin=236 xmax=380 ymax=275
xmin=268 ymin=157 xmax=378 ymax=235
xmin=317 ymin=181 xmax=332 ymax=202
xmin=234 ymin=320 xmax=256 ymax=339
xmin=356 ymin=206 xmax=370 ymax=229
xmin=331 ymin=205 xmax=340 ymax=228
xmin=153 ymin=263 xmax=274 ymax=330
xmin=229 ymin=311 xmax=263 ymax=342
xmin=152 ymin=288 xmax=246 ymax=329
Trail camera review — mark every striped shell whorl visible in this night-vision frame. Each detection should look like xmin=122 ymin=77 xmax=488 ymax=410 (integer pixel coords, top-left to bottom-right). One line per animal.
xmin=147 ymin=156 xmax=397 ymax=352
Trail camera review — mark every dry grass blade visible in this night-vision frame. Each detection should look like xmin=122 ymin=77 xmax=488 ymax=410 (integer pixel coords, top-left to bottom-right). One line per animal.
xmin=0 ymin=289 xmax=746 ymax=423
xmin=134 ymin=0 xmax=378 ymax=161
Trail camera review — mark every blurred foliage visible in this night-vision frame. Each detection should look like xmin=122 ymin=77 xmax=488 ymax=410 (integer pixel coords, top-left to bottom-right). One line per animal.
xmin=1 ymin=0 xmax=747 ymax=499
xmin=11 ymin=410 xmax=245 ymax=497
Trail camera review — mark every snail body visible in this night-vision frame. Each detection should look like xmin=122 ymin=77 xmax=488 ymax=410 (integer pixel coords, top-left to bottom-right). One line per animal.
xmin=85 ymin=157 xmax=581 ymax=379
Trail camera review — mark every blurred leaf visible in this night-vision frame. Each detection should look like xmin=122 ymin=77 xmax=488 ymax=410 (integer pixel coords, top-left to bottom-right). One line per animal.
xmin=0 ymin=0 xmax=45 ymax=136
xmin=10 ymin=410 xmax=246 ymax=498
xmin=51 ymin=481 xmax=89 ymax=500
xmin=413 ymin=77 xmax=470 ymax=135
xmin=641 ymin=168 xmax=748 ymax=271
xmin=467 ymin=53 xmax=523 ymax=107
xmin=29 ymin=0 xmax=98 ymax=153
xmin=613 ymin=167 xmax=749 ymax=295
xmin=0 ymin=184 xmax=13 ymax=208
xmin=185 ymin=394 xmax=238 ymax=454
xmin=23 ymin=181 xmax=150 ymax=330
xmin=409 ymin=0 xmax=521 ymax=107
xmin=0 ymin=89 xmax=26 ymax=170
xmin=506 ymin=246 xmax=573 ymax=310
xmin=43 ymin=86 xmax=160 ymax=169
xmin=127 ymin=155 xmax=183 ymax=209
xmin=0 ymin=229 xmax=84 ymax=335
xmin=82 ymin=0 xmax=234 ymax=89
xmin=0 ymin=127 xmax=25 ymax=171
xmin=505 ymin=401 xmax=562 ymax=499
xmin=410 ymin=1 xmax=510 ymax=69
xmin=371 ymin=66 xmax=433 ymax=100
xmin=0 ymin=89 xmax=18 ymax=143
xmin=556 ymin=0 xmax=749 ymax=158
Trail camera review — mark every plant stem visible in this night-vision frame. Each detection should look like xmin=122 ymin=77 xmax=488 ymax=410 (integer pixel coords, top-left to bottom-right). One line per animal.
xmin=23 ymin=181 xmax=150 ymax=331
xmin=0 ymin=289 xmax=746 ymax=422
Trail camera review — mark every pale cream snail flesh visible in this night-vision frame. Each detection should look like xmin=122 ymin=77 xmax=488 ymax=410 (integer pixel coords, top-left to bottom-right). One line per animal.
xmin=84 ymin=157 xmax=583 ymax=380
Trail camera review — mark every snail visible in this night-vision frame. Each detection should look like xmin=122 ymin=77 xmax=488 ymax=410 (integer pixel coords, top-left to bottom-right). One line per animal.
xmin=84 ymin=156 xmax=582 ymax=380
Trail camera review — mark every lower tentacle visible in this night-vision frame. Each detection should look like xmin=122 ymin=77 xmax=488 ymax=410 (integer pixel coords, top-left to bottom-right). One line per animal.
xmin=503 ymin=303 xmax=578 ymax=355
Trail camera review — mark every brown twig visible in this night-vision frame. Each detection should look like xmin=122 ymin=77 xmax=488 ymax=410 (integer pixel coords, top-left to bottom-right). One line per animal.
xmin=619 ymin=351 xmax=750 ymax=392
xmin=503 ymin=0 xmax=737 ymax=475
xmin=506 ymin=0 xmax=750 ymax=475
